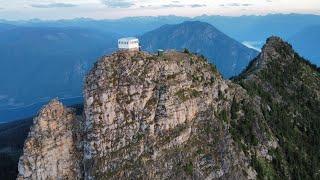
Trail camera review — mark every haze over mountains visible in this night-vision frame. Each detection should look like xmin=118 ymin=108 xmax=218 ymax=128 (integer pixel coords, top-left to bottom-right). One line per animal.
xmin=1 ymin=14 xmax=319 ymax=63
xmin=0 ymin=27 xmax=118 ymax=122
xmin=2 ymin=13 xmax=319 ymax=49
xmin=0 ymin=13 xmax=319 ymax=122
xmin=289 ymin=25 xmax=320 ymax=64
xmin=0 ymin=23 xmax=16 ymax=32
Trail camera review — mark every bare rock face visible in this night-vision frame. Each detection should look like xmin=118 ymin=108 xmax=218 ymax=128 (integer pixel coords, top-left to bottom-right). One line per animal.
xmin=83 ymin=51 xmax=255 ymax=179
xmin=17 ymin=99 xmax=82 ymax=180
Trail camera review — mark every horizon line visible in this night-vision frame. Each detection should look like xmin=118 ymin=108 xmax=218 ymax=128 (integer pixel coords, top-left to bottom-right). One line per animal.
xmin=0 ymin=12 xmax=320 ymax=22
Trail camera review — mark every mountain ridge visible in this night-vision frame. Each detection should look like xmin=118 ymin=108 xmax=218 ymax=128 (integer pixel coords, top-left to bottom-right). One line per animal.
xmin=233 ymin=36 xmax=320 ymax=179
xmin=237 ymin=36 xmax=320 ymax=78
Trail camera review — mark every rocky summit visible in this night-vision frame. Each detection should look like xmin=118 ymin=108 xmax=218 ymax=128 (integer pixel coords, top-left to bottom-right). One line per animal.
xmin=16 ymin=37 xmax=320 ymax=179
xmin=17 ymin=100 xmax=83 ymax=180
xmin=82 ymin=50 xmax=255 ymax=179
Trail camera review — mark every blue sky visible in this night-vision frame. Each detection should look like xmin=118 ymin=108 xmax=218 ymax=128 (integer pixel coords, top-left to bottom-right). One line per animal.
xmin=0 ymin=0 xmax=319 ymax=20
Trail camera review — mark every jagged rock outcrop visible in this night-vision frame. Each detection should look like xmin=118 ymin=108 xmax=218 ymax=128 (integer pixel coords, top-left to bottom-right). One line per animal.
xmin=16 ymin=37 xmax=320 ymax=180
xmin=17 ymin=99 xmax=82 ymax=179
xmin=83 ymin=50 xmax=256 ymax=179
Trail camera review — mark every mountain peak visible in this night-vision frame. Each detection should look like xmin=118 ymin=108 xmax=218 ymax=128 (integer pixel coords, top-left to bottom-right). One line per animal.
xmin=40 ymin=98 xmax=63 ymax=111
xmin=239 ymin=36 xmax=297 ymax=75
xmin=264 ymin=36 xmax=293 ymax=49
xmin=261 ymin=36 xmax=295 ymax=61
xmin=235 ymin=36 xmax=319 ymax=81
xmin=18 ymin=97 xmax=82 ymax=179
xmin=140 ymin=21 xmax=259 ymax=78
xmin=180 ymin=20 xmax=211 ymax=26
xmin=265 ymin=36 xmax=286 ymax=45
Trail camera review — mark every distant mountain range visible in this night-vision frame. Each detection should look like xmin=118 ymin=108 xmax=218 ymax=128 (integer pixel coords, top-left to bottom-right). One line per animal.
xmin=140 ymin=21 xmax=259 ymax=78
xmin=0 ymin=16 xmax=189 ymax=36
xmin=196 ymin=14 xmax=320 ymax=42
xmin=1 ymin=14 xmax=319 ymax=61
xmin=2 ymin=14 xmax=319 ymax=43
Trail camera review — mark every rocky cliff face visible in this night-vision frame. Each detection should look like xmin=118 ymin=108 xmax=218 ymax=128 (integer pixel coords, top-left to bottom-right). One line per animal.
xmin=17 ymin=100 xmax=83 ymax=179
xmin=16 ymin=37 xmax=320 ymax=179
xmin=83 ymin=50 xmax=255 ymax=179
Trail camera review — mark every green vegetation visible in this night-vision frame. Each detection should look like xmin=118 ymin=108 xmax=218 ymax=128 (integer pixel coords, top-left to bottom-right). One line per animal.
xmin=192 ymin=75 xmax=203 ymax=83
xmin=134 ymin=133 xmax=145 ymax=142
xmin=175 ymin=89 xmax=201 ymax=102
xmin=183 ymin=48 xmax=190 ymax=54
xmin=230 ymin=103 xmax=259 ymax=147
xmin=184 ymin=162 xmax=193 ymax=175
xmin=219 ymin=110 xmax=228 ymax=123
xmin=252 ymin=156 xmax=277 ymax=180
xmin=210 ymin=63 xmax=218 ymax=75
xmin=234 ymin=42 xmax=320 ymax=179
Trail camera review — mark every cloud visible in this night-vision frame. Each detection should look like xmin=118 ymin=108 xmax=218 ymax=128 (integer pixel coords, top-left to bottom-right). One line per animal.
xmin=161 ymin=3 xmax=206 ymax=8
xmin=220 ymin=3 xmax=253 ymax=7
xmin=190 ymin=4 xmax=206 ymax=8
xmin=228 ymin=3 xmax=241 ymax=7
xmin=161 ymin=4 xmax=185 ymax=8
xmin=100 ymin=0 xmax=135 ymax=8
xmin=242 ymin=3 xmax=253 ymax=7
xmin=31 ymin=3 xmax=77 ymax=8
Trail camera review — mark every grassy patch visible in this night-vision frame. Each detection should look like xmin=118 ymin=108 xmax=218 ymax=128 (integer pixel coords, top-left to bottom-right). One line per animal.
xmin=252 ymin=156 xmax=277 ymax=180
xmin=184 ymin=162 xmax=193 ymax=175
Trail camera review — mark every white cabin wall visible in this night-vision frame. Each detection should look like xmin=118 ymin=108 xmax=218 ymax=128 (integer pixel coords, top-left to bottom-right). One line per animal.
xmin=118 ymin=38 xmax=139 ymax=50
